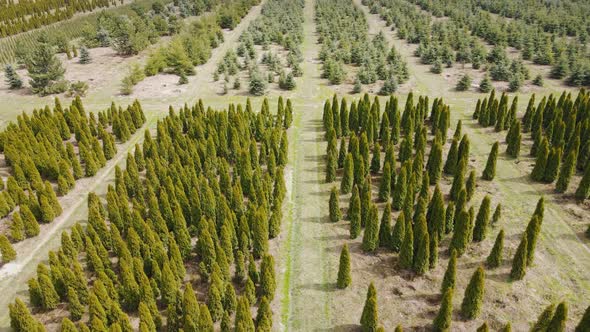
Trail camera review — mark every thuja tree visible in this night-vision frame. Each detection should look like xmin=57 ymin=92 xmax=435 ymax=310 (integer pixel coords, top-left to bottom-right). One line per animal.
xmin=461 ymin=266 xmax=485 ymax=320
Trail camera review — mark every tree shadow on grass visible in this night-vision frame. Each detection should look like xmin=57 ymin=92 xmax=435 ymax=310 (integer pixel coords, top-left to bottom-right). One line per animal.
xmin=299 ymin=281 xmax=338 ymax=293
xmin=314 ymin=324 xmax=360 ymax=332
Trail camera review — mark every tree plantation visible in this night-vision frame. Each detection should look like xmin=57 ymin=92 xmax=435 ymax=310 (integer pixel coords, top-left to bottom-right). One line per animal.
xmin=0 ymin=0 xmax=589 ymax=330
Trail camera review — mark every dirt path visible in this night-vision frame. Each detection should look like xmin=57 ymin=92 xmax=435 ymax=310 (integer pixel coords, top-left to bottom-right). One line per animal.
xmin=276 ymin=0 xmax=343 ymax=330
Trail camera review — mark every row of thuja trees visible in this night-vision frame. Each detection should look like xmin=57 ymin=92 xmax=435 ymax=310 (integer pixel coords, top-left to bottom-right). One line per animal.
xmin=9 ymin=97 xmax=292 ymax=332
xmin=319 ymin=92 xmax=582 ymax=330
xmin=315 ymin=0 xmax=408 ymax=94
xmin=473 ymin=89 xmax=590 ymax=236
xmin=0 ymin=96 xmax=145 ymax=264
xmin=216 ymin=0 xmax=304 ymax=96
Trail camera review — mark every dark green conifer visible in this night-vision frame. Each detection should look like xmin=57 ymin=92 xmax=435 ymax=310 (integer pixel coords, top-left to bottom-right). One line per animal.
xmin=362 ymin=204 xmax=379 ymax=252
xmin=473 ymin=196 xmax=490 ymax=242
xmin=543 ymin=147 xmax=562 ymax=183
xmin=390 ymin=212 xmax=406 ymax=252
xmin=433 ymin=288 xmax=453 ymax=332
xmin=441 ymin=250 xmax=457 ymax=294
xmin=341 ymin=153 xmax=354 ymax=194
xmin=329 ymin=187 xmax=341 ymax=223
xmin=547 ymin=302 xmax=568 ymax=332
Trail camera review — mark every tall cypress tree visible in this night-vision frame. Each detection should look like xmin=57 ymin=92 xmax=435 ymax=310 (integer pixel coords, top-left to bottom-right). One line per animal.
xmin=486 ymin=229 xmax=504 ymax=268
xmin=472 ymin=196 xmax=491 ymax=242
xmin=379 ymin=203 xmax=392 ymax=247
xmin=433 ymin=288 xmax=453 ymax=332
xmin=0 ymin=235 xmax=16 ymax=263
xmin=525 ymin=216 xmax=542 ymax=267
xmin=426 ymin=138 xmax=443 ymax=185
xmin=360 ymin=283 xmax=378 ymax=332
xmin=575 ymin=304 xmax=590 ymax=332
xmin=362 ymin=204 xmax=379 ymax=252
xmin=547 ymin=302 xmax=568 ymax=332
xmin=337 ymin=244 xmax=351 ymax=289
xmin=392 ymin=167 xmax=407 ymax=210
xmin=506 ymin=121 xmax=521 ymax=158
xmin=450 ymin=210 xmax=470 ymax=256
xmin=329 ymin=187 xmax=341 ymax=223
xmin=461 ymin=266 xmax=485 ymax=320
xmin=575 ymin=163 xmax=590 ymax=201
xmin=349 ymin=186 xmax=361 ymax=239
xmin=510 ymin=235 xmax=528 ymax=280
xmin=341 ymin=153 xmax=354 ymax=194
xmin=482 ymin=142 xmax=498 ymax=180
xmin=399 ymin=219 xmax=414 ymax=269
xmin=543 ymin=147 xmax=562 ymax=183
xmin=443 ymin=139 xmax=459 ymax=175
xmin=441 ymin=250 xmax=457 ymax=294
xmin=531 ymin=139 xmax=549 ymax=181
xmin=378 ymin=162 xmax=391 ymax=202
xmin=413 ymin=216 xmax=430 ymax=275
xmin=390 ymin=211 xmax=406 ymax=252
xmin=556 ymin=148 xmax=577 ymax=193
xmin=531 ymin=303 xmax=556 ymax=332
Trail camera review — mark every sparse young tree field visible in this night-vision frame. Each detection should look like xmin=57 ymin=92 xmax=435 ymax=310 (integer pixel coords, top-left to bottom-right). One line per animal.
xmin=0 ymin=0 xmax=589 ymax=331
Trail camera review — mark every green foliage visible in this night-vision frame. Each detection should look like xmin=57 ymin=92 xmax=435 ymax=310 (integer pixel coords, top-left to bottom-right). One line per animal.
xmin=0 ymin=234 xmax=16 ymax=262
xmin=510 ymin=235 xmax=528 ymax=280
xmin=456 ymin=74 xmax=471 ymax=91
xmin=486 ymin=230 xmax=504 ymax=269
xmin=362 ymin=204 xmax=379 ymax=252
xmin=329 ymin=187 xmax=342 ymax=223
xmin=433 ymin=288 xmax=453 ymax=332
xmin=461 ymin=266 xmax=485 ymax=320
xmin=27 ymin=35 xmax=67 ymax=95
xmin=482 ymin=142 xmax=498 ymax=180
xmin=4 ymin=64 xmax=23 ymax=89
xmin=337 ymin=244 xmax=351 ymax=289
xmin=472 ymin=196 xmax=490 ymax=242
xmin=360 ymin=283 xmax=379 ymax=332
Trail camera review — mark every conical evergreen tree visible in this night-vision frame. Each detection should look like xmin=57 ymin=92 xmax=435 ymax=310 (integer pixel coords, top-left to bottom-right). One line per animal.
xmin=260 ymin=254 xmax=276 ymax=300
xmin=486 ymin=230 xmax=504 ymax=269
xmin=390 ymin=211 xmax=405 ymax=252
xmin=575 ymin=304 xmax=590 ymax=332
xmin=378 ymin=162 xmax=391 ymax=202
xmin=4 ymin=64 xmax=23 ymax=89
xmin=362 ymin=204 xmax=379 ymax=252
xmin=547 ymin=302 xmax=568 ymax=332
xmin=0 ymin=235 xmax=16 ymax=263
xmin=481 ymin=141 xmax=498 ymax=180
xmin=341 ymin=153 xmax=354 ymax=194
xmin=450 ymin=210 xmax=470 ymax=256
xmin=413 ymin=217 xmax=430 ymax=275
xmin=441 ymin=250 xmax=457 ymax=294
xmin=360 ymin=283 xmax=378 ymax=332
xmin=525 ymin=215 xmax=542 ymax=267
xmin=473 ymin=196 xmax=490 ymax=242
xmin=378 ymin=203 xmax=392 ymax=247
xmin=531 ymin=140 xmax=549 ymax=181
xmin=532 ymin=303 xmax=556 ymax=332
xmin=510 ymin=235 xmax=528 ymax=280
xmin=443 ymin=139 xmax=459 ymax=175
xmin=337 ymin=244 xmax=351 ymax=289
xmin=543 ymin=147 xmax=562 ymax=183
xmin=556 ymin=148 xmax=577 ymax=193
xmin=392 ymin=168 xmax=407 ymax=210
xmin=399 ymin=217 xmax=414 ymax=269
xmin=433 ymin=288 xmax=453 ymax=332
xmin=575 ymin=163 xmax=590 ymax=201
xmin=329 ymin=187 xmax=341 ymax=223
xmin=461 ymin=266 xmax=485 ymax=319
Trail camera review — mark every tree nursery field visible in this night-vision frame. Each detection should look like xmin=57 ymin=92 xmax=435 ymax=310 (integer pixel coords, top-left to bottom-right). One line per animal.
xmin=0 ymin=0 xmax=589 ymax=331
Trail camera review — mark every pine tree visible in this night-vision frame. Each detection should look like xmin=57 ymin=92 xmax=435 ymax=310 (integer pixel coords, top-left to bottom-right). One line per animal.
xmin=473 ymin=196 xmax=490 ymax=242
xmin=433 ymin=288 xmax=453 ymax=332
xmin=337 ymin=244 xmax=351 ymax=289
xmin=4 ymin=64 xmax=23 ymax=89
xmin=0 ymin=234 xmax=16 ymax=262
xmin=329 ymin=187 xmax=341 ymax=223
xmin=461 ymin=266 xmax=485 ymax=319
xmin=482 ymin=142 xmax=498 ymax=180
xmin=479 ymin=74 xmax=492 ymax=93
xmin=456 ymin=74 xmax=472 ymax=91
xmin=360 ymin=283 xmax=378 ymax=332
xmin=27 ymin=36 xmax=66 ymax=95
xmin=575 ymin=163 xmax=590 ymax=201
xmin=547 ymin=302 xmax=568 ymax=332
xmin=79 ymin=46 xmax=91 ymax=64
xmin=510 ymin=235 xmax=528 ymax=280
xmin=486 ymin=230 xmax=504 ymax=269
xmin=441 ymin=250 xmax=457 ymax=294
xmin=362 ymin=204 xmax=379 ymax=252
